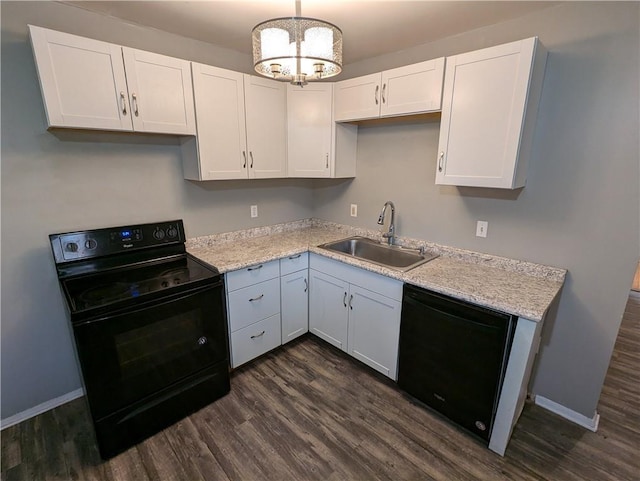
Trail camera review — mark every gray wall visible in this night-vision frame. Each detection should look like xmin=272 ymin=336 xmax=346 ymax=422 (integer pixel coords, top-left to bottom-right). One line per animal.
xmin=0 ymin=1 xmax=314 ymax=420
xmin=314 ymin=2 xmax=640 ymax=418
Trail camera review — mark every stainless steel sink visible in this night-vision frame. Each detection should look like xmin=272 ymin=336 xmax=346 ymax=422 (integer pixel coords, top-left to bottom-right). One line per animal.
xmin=318 ymin=236 xmax=438 ymax=272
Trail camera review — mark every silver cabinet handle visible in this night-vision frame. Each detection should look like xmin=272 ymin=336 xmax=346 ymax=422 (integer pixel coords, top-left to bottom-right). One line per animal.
xmin=343 ymin=292 xmax=347 ymax=307
xmin=242 ymin=151 xmax=247 ymax=168
xmin=250 ymin=330 xmax=265 ymax=339
xmin=288 ymin=254 xmax=301 ymax=260
xmin=382 ymin=83 xmax=387 ymax=104
xmin=249 ymin=151 xmax=254 ymax=168
xmin=247 ymin=265 xmax=263 ymax=271
xmin=375 ymin=85 xmax=379 ymax=105
xmin=120 ymin=91 xmax=127 ymax=115
xmin=349 ymin=294 xmax=354 ymax=310
xmin=249 ymin=294 xmax=264 ymax=302
xmin=325 ymin=153 xmax=329 ymax=168
xmin=132 ymin=93 xmax=139 ymax=117
xmin=438 ymin=151 xmax=444 ymax=172
xmin=304 ymin=278 xmax=308 ymax=293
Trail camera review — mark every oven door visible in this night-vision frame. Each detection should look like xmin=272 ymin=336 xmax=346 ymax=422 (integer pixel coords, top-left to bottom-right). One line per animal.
xmin=73 ymin=282 xmax=229 ymax=420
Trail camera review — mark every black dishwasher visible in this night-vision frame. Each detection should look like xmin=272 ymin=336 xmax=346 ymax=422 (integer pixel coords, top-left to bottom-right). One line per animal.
xmin=397 ymin=284 xmax=516 ymax=443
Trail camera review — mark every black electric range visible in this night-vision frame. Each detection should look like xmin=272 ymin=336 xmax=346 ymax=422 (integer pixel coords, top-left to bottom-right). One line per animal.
xmin=50 ymin=220 xmax=230 ymax=459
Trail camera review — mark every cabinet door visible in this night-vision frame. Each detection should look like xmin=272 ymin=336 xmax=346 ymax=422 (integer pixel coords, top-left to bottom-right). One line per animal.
xmin=122 ymin=48 xmax=196 ymax=135
xmin=380 ymin=58 xmax=445 ymax=117
xmin=281 ymin=270 xmax=309 ymax=344
xmin=244 ymin=75 xmax=287 ymax=179
xmin=333 ymin=73 xmax=381 ymax=122
xmin=308 ymin=270 xmax=349 ymax=351
xmin=190 ymin=64 xmax=248 ymax=180
xmin=436 ymin=38 xmax=540 ymax=188
xmin=28 ymin=25 xmax=132 ymax=131
xmin=347 ymin=285 xmax=401 ymax=380
xmin=287 ymin=83 xmax=333 ymax=178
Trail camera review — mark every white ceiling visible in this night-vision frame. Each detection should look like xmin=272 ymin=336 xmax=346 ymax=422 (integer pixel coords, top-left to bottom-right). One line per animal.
xmin=61 ymin=1 xmax=558 ymax=64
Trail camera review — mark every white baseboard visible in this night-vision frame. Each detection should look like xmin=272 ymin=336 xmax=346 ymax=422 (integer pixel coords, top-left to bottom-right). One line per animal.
xmin=534 ymin=395 xmax=600 ymax=432
xmin=0 ymin=388 xmax=85 ymax=430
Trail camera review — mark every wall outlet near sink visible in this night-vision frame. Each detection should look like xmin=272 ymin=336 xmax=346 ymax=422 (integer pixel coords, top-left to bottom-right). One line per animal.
xmin=250 ymin=205 xmax=258 ymax=218
xmin=350 ymin=204 xmax=358 ymax=217
xmin=476 ymin=220 xmax=488 ymax=238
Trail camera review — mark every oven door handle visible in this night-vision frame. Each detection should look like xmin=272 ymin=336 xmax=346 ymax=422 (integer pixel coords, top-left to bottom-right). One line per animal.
xmin=72 ymin=281 xmax=224 ymax=326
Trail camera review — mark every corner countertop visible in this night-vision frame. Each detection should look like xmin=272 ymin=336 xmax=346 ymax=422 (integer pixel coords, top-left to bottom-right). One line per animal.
xmin=187 ymin=219 xmax=566 ymax=322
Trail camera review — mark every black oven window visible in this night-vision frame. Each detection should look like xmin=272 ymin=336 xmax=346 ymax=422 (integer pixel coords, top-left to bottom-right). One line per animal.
xmin=115 ymin=308 xmax=203 ymax=380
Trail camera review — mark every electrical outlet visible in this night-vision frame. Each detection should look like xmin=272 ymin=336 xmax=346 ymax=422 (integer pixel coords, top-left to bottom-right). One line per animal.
xmin=476 ymin=220 xmax=488 ymax=238
xmin=350 ymin=204 xmax=358 ymax=217
xmin=250 ymin=205 xmax=258 ymax=218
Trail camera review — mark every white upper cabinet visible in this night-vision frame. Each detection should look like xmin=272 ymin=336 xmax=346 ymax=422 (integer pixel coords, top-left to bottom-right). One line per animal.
xmin=28 ymin=25 xmax=196 ymax=135
xmin=182 ymin=70 xmax=287 ymax=180
xmin=287 ymin=83 xmax=358 ymax=179
xmin=183 ymin=64 xmax=248 ymax=180
xmin=287 ymin=83 xmax=333 ymax=178
xmin=121 ymin=48 xmax=196 ymax=135
xmin=244 ymin=75 xmax=287 ymax=179
xmin=435 ymin=37 xmax=547 ymax=189
xmin=333 ymin=58 xmax=445 ymax=122
xmin=28 ymin=25 xmax=132 ymax=131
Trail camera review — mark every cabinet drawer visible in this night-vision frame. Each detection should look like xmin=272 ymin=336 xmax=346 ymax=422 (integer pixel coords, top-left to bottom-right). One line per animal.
xmin=280 ymin=252 xmax=308 ymax=276
xmin=226 ymin=260 xmax=279 ymax=291
xmin=230 ymin=314 xmax=281 ymax=368
xmin=227 ymin=277 xmax=280 ymax=332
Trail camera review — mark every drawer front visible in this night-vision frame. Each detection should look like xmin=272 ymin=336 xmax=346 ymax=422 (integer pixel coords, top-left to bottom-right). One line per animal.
xmin=280 ymin=252 xmax=309 ymax=276
xmin=230 ymin=314 xmax=281 ymax=368
xmin=227 ymin=277 xmax=280 ymax=332
xmin=226 ymin=260 xmax=279 ymax=292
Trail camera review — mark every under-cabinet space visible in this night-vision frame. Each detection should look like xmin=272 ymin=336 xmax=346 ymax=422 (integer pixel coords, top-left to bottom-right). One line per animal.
xmin=435 ymin=37 xmax=547 ymax=189
xmin=29 ymin=25 xmax=195 ymax=135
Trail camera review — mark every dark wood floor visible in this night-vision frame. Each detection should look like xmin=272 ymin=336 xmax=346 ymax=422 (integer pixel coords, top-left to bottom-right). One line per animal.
xmin=2 ymin=294 xmax=639 ymax=480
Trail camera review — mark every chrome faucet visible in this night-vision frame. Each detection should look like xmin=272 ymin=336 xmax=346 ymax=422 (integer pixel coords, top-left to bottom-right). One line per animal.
xmin=377 ymin=201 xmax=396 ymax=245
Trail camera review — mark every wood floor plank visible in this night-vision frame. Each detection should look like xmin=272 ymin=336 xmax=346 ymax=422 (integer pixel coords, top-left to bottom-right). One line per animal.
xmin=0 ymin=424 xmax=21 ymax=471
xmin=2 ymin=293 xmax=638 ymax=481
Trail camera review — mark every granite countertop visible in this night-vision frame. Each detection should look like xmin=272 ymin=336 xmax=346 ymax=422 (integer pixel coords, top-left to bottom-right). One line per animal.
xmin=187 ymin=219 xmax=566 ymax=322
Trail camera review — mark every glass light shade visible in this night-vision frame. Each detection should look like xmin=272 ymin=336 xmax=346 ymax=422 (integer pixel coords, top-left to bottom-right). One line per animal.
xmin=252 ymin=16 xmax=342 ymax=84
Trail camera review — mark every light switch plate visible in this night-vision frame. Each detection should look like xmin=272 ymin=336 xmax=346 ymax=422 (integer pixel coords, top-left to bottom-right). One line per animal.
xmin=476 ymin=220 xmax=488 ymax=238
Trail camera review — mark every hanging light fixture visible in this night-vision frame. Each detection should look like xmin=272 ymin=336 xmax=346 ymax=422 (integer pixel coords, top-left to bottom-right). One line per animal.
xmin=252 ymin=0 xmax=343 ymax=86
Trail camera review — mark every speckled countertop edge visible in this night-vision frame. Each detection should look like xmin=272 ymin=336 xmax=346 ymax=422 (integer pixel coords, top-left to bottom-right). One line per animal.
xmin=187 ymin=219 xmax=567 ymax=321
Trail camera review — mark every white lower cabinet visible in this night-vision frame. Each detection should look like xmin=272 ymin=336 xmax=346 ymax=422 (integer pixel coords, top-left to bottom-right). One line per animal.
xmin=280 ymin=253 xmax=309 ymax=344
xmin=226 ymin=260 xmax=281 ymax=368
xmin=308 ymin=254 xmax=403 ymax=380
xmin=309 ymin=270 xmax=350 ymax=350
xmin=347 ymin=285 xmax=401 ymax=379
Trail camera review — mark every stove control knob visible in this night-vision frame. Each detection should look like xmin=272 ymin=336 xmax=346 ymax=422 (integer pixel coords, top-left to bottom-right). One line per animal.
xmin=84 ymin=239 xmax=97 ymax=250
xmin=166 ymin=225 xmax=178 ymax=238
xmin=65 ymin=242 xmax=79 ymax=252
xmin=153 ymin=228 xmax=165 ymax=240
xmin=197 ymin=336 xmax=208 ymax=346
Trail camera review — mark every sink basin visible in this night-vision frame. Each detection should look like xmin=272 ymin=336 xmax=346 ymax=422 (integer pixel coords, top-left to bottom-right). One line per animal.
xmin=318 ymin=236 xmax=437 ymax=272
